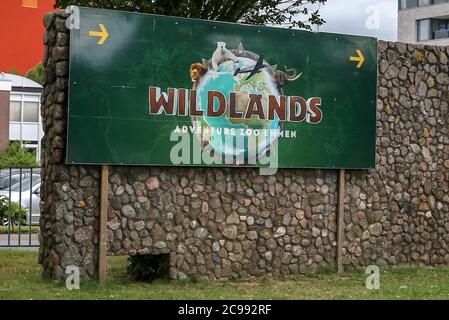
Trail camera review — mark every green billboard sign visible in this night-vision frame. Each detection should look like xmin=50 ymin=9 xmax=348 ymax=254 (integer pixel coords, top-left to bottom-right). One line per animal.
xmin=67 ymin=7 xmax=377 ymax=169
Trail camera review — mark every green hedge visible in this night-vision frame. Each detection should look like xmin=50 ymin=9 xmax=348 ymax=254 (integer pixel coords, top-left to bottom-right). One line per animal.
xmin=0 ymin=226 xmax=40 ymax=234
xmin=0 ymin=196 xmax=27 ymax=226
xmin=0 ymin=142 xmax=38 ymax=167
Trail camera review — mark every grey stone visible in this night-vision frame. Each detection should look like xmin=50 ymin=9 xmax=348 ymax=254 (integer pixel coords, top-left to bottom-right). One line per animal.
xmin=247 ymin=231 xmax=258 ymax=240
xmin=222 ymin=226 xmax=237 ymax=240
xmin=122 ymin=204 xmax=136 ymax=218
xmin=225 ymin=213 xmax=240 ymax=225
xmin=410 ymin=144 xmax=421 ymax=154
xmin=385 ymin=65 xmax=399 ymax=79
xmin=274 ymin=227 xmax=286 ymax=238
xmin=146 ymin=177 xmax=160 ymax=190
xmin=368 ymin=223 xmax=382 ymax=236
xmin=436 ymin=73 xmax=449 ymax=85
xmin=56 ymin=61 xmax=69 ymax=77
xmin=154 ymin=241 xmax=167 ymax=249
xmin=194 ymin=227 xmax=208 ymax=239
xmin=308 ymin=192 xmax=321 ymax=206
xmin=108 ymin=218 xmax=120 ymax=230
xmin=312 ymin=227 xmax=321 ymax=237
xmin=52 ymin=46 xmax=69 ymax=62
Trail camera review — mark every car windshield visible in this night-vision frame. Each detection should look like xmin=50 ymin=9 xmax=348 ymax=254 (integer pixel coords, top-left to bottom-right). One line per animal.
xmin=0 ymin=176 xmax=9 ymax=189
xmin=0 ymin=174 xmax=23 ymax=189
xmin=8 ymin=176 xmax=41 ymax=192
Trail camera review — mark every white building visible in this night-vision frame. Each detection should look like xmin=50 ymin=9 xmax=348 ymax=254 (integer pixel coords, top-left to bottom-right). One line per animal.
xmin=398 ymin=0 xmax=449 ymax=45
xmin=0 ymin=72 xmax=43 ymax=163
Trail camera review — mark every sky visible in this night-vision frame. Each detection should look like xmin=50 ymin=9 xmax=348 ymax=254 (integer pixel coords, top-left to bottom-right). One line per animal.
xmin=311 ymin=0 xmax=398 ymax=41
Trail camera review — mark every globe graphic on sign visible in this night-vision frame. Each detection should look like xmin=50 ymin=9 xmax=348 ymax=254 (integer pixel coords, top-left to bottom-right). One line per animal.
xmin=192 ymin=57 xmax=282 ymax=164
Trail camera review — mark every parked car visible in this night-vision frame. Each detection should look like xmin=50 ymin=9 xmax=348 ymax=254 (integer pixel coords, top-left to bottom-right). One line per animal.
xmin=0 ymin=175 xmax=41 ymax=225
xmin=0 ymin=173 xmax=24 ymax=191
xmin=0 ymin=168 xmax=40 ymax=191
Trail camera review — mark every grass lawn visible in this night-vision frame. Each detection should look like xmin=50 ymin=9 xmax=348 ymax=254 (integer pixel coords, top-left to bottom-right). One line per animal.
xmin=0 ymin=226 xmax=40 ymax=234
xmin=1 ymin=250 xmax=449 ymax=300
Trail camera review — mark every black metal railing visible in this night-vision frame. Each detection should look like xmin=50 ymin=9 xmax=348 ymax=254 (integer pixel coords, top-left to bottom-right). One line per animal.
xmin=0 ymin=166 xmax=41 ymax=248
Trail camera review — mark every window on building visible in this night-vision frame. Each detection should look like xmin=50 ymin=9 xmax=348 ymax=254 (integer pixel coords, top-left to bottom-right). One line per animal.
xmin=432 ymin=19 xmax=449 ymax=39
xmin=10 ymin=94 xmax=41 ymax=123
xmin=417 ymin=18 xmax=449 ymax=41
xmin=400 ymin=0 xmax=449 ymax=9
xmin=418 ymin=19 xmax=432 ymax=41
xmin=400 ymin=0 xmax=418 ymax=9
xmin=10 ymin=101 xmax=21 ymax=122
xmin=23 ymin=101 xmax=39 ymax=122
xmin=22 ymin=0 xmax=38 ymax=8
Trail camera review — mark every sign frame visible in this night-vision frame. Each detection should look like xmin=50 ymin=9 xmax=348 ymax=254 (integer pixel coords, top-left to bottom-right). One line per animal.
xmin=67 ymin=7 xmax=378 ymax=170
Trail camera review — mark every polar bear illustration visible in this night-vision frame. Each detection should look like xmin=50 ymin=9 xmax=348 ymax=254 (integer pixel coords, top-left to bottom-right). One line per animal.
xmin=211 ymin=42 xmax=239 ymax=72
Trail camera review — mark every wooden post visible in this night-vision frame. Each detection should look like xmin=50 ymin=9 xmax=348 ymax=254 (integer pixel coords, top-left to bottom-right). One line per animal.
xmin=99 ymin=165 xmax=109 ymax=282
xmin=337 ymin=169 xmax=345 ymax=274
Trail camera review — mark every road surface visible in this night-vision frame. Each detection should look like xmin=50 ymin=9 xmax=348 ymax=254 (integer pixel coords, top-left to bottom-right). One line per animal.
xmin=0 ymin=233 xmax=39 ymax=250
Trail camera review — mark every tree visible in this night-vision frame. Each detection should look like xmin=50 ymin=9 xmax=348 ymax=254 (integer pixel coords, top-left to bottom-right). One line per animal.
xmin=0 ymin=196 xmax=27 ymax=226
xmin=55 ymin=0 xmax=326 ymax=30
xmin=8 ymin=67 xmax=19 ymax=75
xmin=26 ymin=62 xmax=44 ymax=85
xmin=0 ymin=142 xmax=38 ymax=167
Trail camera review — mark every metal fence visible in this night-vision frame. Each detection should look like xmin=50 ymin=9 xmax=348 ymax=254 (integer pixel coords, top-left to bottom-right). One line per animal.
xmin=0 ymin=167 xmax=41 ymax=248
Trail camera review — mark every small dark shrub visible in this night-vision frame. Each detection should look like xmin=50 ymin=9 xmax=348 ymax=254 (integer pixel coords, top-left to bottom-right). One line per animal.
xmin=127 ymin=254 xmax=169 ymax=282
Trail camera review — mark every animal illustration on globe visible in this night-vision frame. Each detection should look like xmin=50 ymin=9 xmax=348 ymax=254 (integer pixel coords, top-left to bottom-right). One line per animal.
xmin=188 ymin=42 xmax=303 ymax=165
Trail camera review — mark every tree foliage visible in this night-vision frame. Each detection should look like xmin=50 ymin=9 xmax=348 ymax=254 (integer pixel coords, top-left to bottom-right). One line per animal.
xmin=55 ymin=0 xmax=326 ymax=30
xmin=0 ymin=142 xmax=38 ymax=167
xmin=26 ymin=62 xmax=44 ymax=85
xmin=8 ymin=67 xmax=19 ymax=75
xmin=0 ymin=196 xmax=27 ymax=226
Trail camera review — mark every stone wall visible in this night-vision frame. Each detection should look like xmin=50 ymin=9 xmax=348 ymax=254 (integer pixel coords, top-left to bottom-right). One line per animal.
xmin=346 ymin=41 xmax=449 ymax=267
xmin=39 ymin=11 xmax=100 ymax=279
xmin=39 ymin=11 xmax=449 ymax=280
xmin=106 ymin=167 xmax=338 ymax=279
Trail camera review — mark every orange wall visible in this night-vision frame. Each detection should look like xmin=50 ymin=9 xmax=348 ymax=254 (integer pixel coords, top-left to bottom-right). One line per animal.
xmin=0 ymin=0 xmax=57 ymax=75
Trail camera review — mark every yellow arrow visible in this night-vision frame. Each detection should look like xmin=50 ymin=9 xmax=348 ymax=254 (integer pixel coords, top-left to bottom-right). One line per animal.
xmin=89 ymin=23 xmax=109 ymax=45
xmin=349 ymin=49 xmax=365 ymax=69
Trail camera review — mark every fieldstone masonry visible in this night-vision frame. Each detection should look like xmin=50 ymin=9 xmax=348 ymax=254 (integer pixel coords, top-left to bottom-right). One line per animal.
xmin=39 ymin=11 xmax=449 ymax=280
xmin=39 ymin=11 xmax=100 ymax=279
